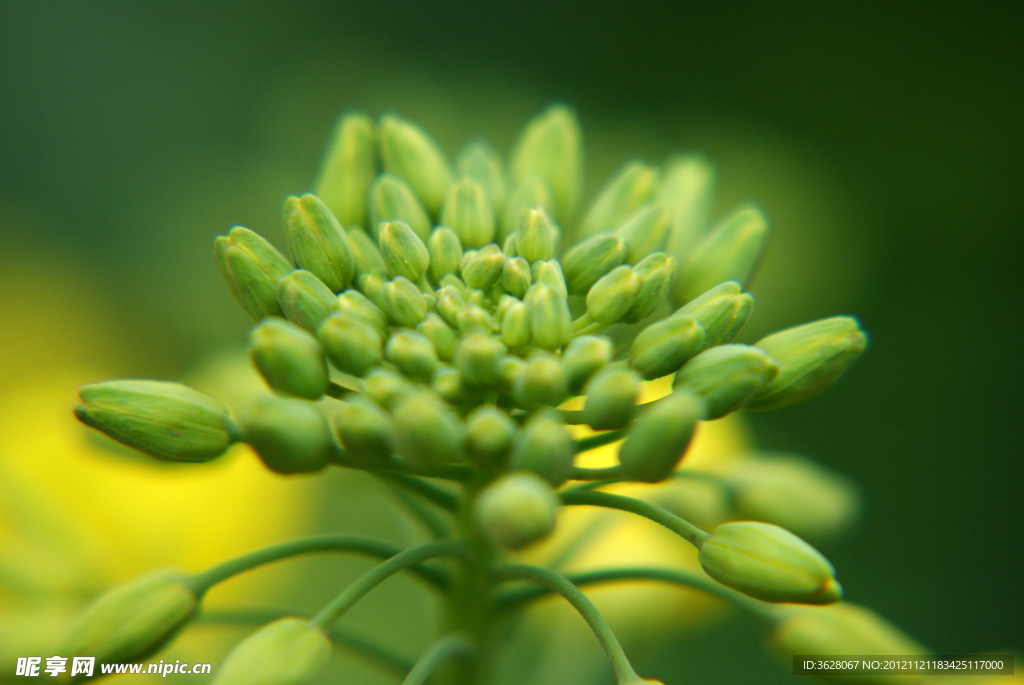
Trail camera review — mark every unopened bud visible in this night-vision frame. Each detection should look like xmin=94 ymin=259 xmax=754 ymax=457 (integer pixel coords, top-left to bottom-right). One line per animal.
xmin=249 ymin=318 xmax=329 ymax=400
xmin=381 ymin=276 xmax=429 ymax=328
xmin=442 ymin=177 xmax=496 ymax=248
xmin=586 ymin=265 xmax=643 ymax=325
xmin=457 ymin=303 xmax=496 ymax=336
xmin=501 ymin=256 xmax=532 ymax=299
xmin=616 ymin=204 xmax=672 ymax=264
xmin=526 ymin=283 xmax=572 ymax=351
xmin=378 ymin=220 xmax=430 ymax=282
xmin=334 ymin=289 xmax=389 ymax=338
xmin=356 ymin=271 xmax=388 ymax=310
xmin=746 ymin=317 xmax=868 ymax=411
xmin=698 ymin=521 xmax=842 ymax=604
xmin=436 ymin=287 xmax=467 ymax=328
xmin=508 ymin=412 xmax=573 ymax=486
xmin=211 ymin=618 xmax=330 ymax=685
xmin=378 ymin=114 xmax=453 ymax=215
xmin=498 ymin=355 xmax=526 ymax=395
xmin=456 ymin=138 xmax=507 ymax=214
xmin=214 ymin=226 xmax=292 ymax=320
xmin=621 ymin=253 xmax=676 ymax=324
xmin=332 ymin=396 xmax=395 ymax=464
xmin=629 ymin=314 xmax=706 ymax=380
xmin=582 ymin=368 xmax=641 ymax=430
xmin=455 ymin=334 xmax=506 ymax=387
xmin=500 ymin=300 xmax=532 ymax=349
xmin=515 ymin=206 xmax=555 ymax=263
xmin=464 ymin=405 xmax=517 ymax=464
xmin=771 ymin=603 xmax=929 ymax=663
xmin=393 ymin=392 xmax=465 ymax=466
xmin=531 ymin=259 xmax=568 ymax=300
xmin=674 ymin=204 xmax=768 ymax=304
xmin=313 ymin=111 xmax=376 ymax=229
xmin=415 ymin=312 xmax=458 ymax=362
xmin=509 ymin=104 xmax=582 ymax=222
xmin=502 ymin=232 xmax=518 ymax=257
xmin=660 ymin=155 xmax=716 ymax=262
xmin=277 ymin=270 xmax=336 ymax=333
xmin=362 ymin=367 xmax=416 ymax=411
xmin=432 ymin=366 xmax=480 ymax=406
xmin=475 ymin=472 xmax=559 ymax=549
xmin=317 ymin=312 xmax=384 ymax=376
xmin=283 ymin=194 xmax=355 ymax=293
xmin=427 ymin=226 xmax=463 ymax=284
xmin=368 ymin=173 xmax=432 ymax=241
xmin=75 ymin=381 xmax=234 ymax=463
xmin=677 ymin=281 xmax=753 ymax=348
xmin=346 ymin=227 xmax=387 ymax=276
xmin=562 ymin=234 xmax=626 ymax=295
xmin=673 ymin=344 xmax=780 ymax=419
xmin=561 ymin=335 xmax=613 ymax=394
xmin=241 ymin=397 xmax=333 ymax=474
xmin=514 ymin=353 xmax=568 ymax=409
xmin=462 ymin=244 xmax=506 ymax=290
xmin=579 ymin=159 xmax=660 ymax=238
xmin=618 ymin=391 xmax=704 ymax=482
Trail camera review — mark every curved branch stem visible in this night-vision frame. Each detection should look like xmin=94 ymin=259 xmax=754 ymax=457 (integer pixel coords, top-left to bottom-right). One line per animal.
xmin=559 ymin=490 xmax=710 ymax=548
xmin=401 ymin=633 xmax=476 ymax=685
xmin=376 ymin=472 xmax=460 ymax=512
xmin=573 ymin=429 xmax=628 ymax=454
xmin=332 ymin=447 xmax=475 ymax=482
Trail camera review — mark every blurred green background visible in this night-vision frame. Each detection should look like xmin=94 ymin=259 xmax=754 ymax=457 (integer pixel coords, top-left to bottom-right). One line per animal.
xmin=0 ymin=1 xmax=1020 ymax=682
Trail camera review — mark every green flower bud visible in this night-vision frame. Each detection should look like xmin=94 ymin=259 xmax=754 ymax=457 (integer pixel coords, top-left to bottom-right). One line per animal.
xmin=433 ymin=366 xmax=482 ymax=406
xmin=457 ymin=303 xmax=496 ymax=336
xmin=415 ymin=312 xmax=458 ymax=362
xmin=459 ymin=248 xmax=478 ymax=276
xmin=317 ymin=312 xmax=384 ymax=376
xmin=562 ymin=233 xmax=626 ymax=295
xmin=514 ymin=353 xmax=568 ymax=409
xmin=211 ymin=618 xmax=330 ymax=685
xmin=531 ymin=259 xmax=568 ymax=300
xmin=509 ymin=104 xmax=582 ymax=222
xmin=240 ymin=397 xmax=333 ymax=474
xmin=334 ymin=289 xmax=389 ymax=338
xmin=346 ymin=226 xmax=387 ymax=276
xmin=332 ymin=396 xmax=395 ymax=464
xmin=249 ymin=318 xmax=329 ymax=400
xmin=462 ymin=244 xmax=506 ymax=290
xmin=385 ymin=330 xmax=439 ymax=381
xmin=515 ymin=206 xmax=555 ymax=263
xmin=427 ymin=226 xmax=463 ymax=284
xmin=277 ymin=269 xmax=336 ymax=333
xmin=579 ymin=159 xmax=660 ymax=238
xmin=621 ymin=252 xmax=677 ymax=324
xmin=502 ymin=232 xmax=518 ymax=257
xmin=357 ymin=270 xmax=388 ymax=310
xmin=213 ymin=226 xmax=292 ymax=320
xmin=673 ymin=344 xmax=781 ymax=419
xmin=673 ymin=204 xmax=769 ymax=304
xmin=283 ymin=194 xmax=355 ymax=293
xmin=378 ymin=114 xmax=453 ymax=215
xmin=508 ymin=412 xmax=573 ymax=486
xmin=441 ymin=177 xmax=496 ymax=248
xmin=436 ymin=287 xmax=468 ymax=329
xmin=525 ymin=283 xmax=572 ymax=351
xmin=746 ymin=316 xmax=868 ymax=411
xmin=501 ymin=256 xmax=532 ymax=299
xmin=500 ymin=300 xmax=532 ymax=349
xmin=581 ymin=368 xmax=641 ymax=430
xmin=498 ymin=355 xmax=526 ymax=395
xmin=313 ymin=111 xmax=376 ymax=229
xmin=392 ymin=392 xmax=465 ymax=466
xmin=561 ymin=335 xmax=613 ymax=394
xmin=362 ymin=367 xmax=417 ymax=411
xmin=368 ymin=173 xmax=432 ymax=242
xmin=455 ymin=333 xmax=506 ymax=387
xmin=500 ymin=176 xmax=553 ymax=241
xmin=677 ymin=281 xmax=753 ymax=348
xmin=475 ymin=472 xmax=559 ymax=549
xmin=456 ymin=138 xmax=507 ymax=214
xmin=698 ymin=521 xmax=843 ymax=604
xmin=439 ymin=273 xmax=468 ymax=297
xmin=586 ymin=264 xmax=644 ymax=325
xmin=618 ymin=390 xmax=705 ymax=482
xmin=74 ymin=381 xmax=234 ymax=463
xmin=464 ymin=405 xmax=517 ymax=464
xmin=59 ymin=570 xmax=198 ymax=669
xmin=616 ymin=204 xmax=672 ymax=264
xmin=382 ymin=276 xmax=429 ymax=328
xmin=629 ymin=314 xmax=706 ymax=380
xmin=660 ymin=154 xmax=716 ymax=262
xmin=378 ymin=220 xmax=430 ymax=282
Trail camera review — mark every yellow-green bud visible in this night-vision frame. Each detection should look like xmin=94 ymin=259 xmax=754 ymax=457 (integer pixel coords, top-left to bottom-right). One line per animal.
xmin=498 ymin=355 xmax=526 ymax=395
xmin=277 ymin=269 xmax=336 ymax=333
xmin=241 ymin=397 xmax=333 ymax=474
xmin=561 ymin=335 xmax=613 ymax=394
xmin=378 ymin=220 xmax=430 ymax=282
xmin=616 ymin=204 xmax=672 ymax=264
xmin=441 ymin=177 xmax=496 ymax=248
xmin=475 ymin=472 xmax=559 ymax=549
xmin=283 ymin=194 xmax=355 ymax=293
xmin=660 ymin=154 xmax=716 ymax=262
xmin=629 ymin=314 xmax=706 ymax=380
xmin=508 ymin=412 xmax=573 ymax=486
xmin=525 ymin=282 xmax=571 ymax=351
xmin=464 ymin=405 xmax=517 ymax=464
xmin=74 ymin=381 xmax=234 ymax=463
xmin=531 ymin=259 xmax=568 ymax=300
xmin=427 ymin=226 xmax=463 ymax=284
xmin=698 ymin=521 xmax=843 ymax=604
xmin=362 ymin=367 xmax=416 ymax=411
xmin=621 ymin=252 xmax=677 ymax=324
xmin=378 ymin=114 xmax=453 ymax=215
xmin=382 ymin=276 xmax=429 ymax=328
xmin=515 ymin=206 xmax=555 ymax=263
xmin=433 ymin=366 xmax=481 ymax=406
xmin=455 ymin=333 xmax=506 ymax=387
xmin=436 ymin=287 xmax=467 ymax=328
xmin=673 ymin=344 xmax=781 ymax=419
xmin=456 ymin=138 xmax=507 ymax=214
xmin=59 ymin=570 xmax=198 ymax=670
xmin=368 ymin=173 xmax=432 ymax=242
xmin=457 ymin=302 xmax=496 ymax=336
xmin=317 ymin=312 xmax=384 ymax=376
xmin=562 ymin=233 xmax=626 ymax=295
xmin=357 ymin=270 xmax=388 ymax=310
xmin=514 ymin=353 xmax=568 ymax=409
xmin=462 ymin=244 xmax=506 ymax=290
xmin=677 ymin=281 xmax=753 ymax=348
xmin=334 ymin=289 xmax=389 ymax=338
xmin=618 ymin=390 xmax=704 ymax=482
xmin=415 ymin=312 xmax=458 ymax=362
xmin=214 ymin=226 xmax=292 ymax=320
xmin=249 ymin=318 xmax=329 ymax=400
xmin=385 ymin=330 xmax=439 ymax=381
xmin=501 ymin=256 xmax=532 ymax=299
xmin=459 ymin=248 xmax=477 ymax=275
xmin=509 ymin=104 xmax=582 ymax=222
xmin=502 ymin=232 xmax=518 ymax=257
xmin=586 ymin=264 xmax=643 ymax=325
xmin=332 ymin=396 xmax=395 ymax=464
xmin=439 ymin=274 xmax=468 ymax=297
xmin=500 ymin=176 xmax=553 ymax=241
xmin=582 ymin=368 xmax=641 ymax=430
xmin=500 ymin=300 xmax=532 ymax=349
xmin=346 ymin=226 xmax=387 ymax=276
xmin=211 ymin=618 xmax=330 ymax=685
xmin=312 ymin=111 xmax=376 ymax=229
xmin=674 ymin=204 xmax=769 ymax=304
xmin=392 ymin=392 xmax=465 ymax=466
xmin=579 ymin=159 xmax=660 ymax=239
xmin=747 ymin=316 xmax=868 ymax=411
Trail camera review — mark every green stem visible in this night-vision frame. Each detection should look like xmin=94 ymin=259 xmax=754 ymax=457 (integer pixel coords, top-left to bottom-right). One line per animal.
xmin=402 ymin=633 xmax=476 ymax=685
xmin=327 ymin=374 xmax=363 ymax=397
xmin=573 ymin=321 xmax=607 ymax=338
xmin=376 ymin=472 xmax=460 ymax=512
xmin=188 ymin=535 xmax=450 ymax=594
xmin=386 ymin=485 xmax=452 ymax=539
xmin=491 ymin=564 xmax=640 ymax=685
xmin=571 ymin=311 xmax=594 ymax=332
xmin=310 ymin=541 xmax=470 ymax=632
xmin=568 ymin=464 xmax=623 ymax=481
xmin=560 ymin=490 xmax=710 ymax=548
xmin=332 ymin=447 xmax=475 ymax=482
xmin=573 ymin=428 xmax=628 ymax=454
